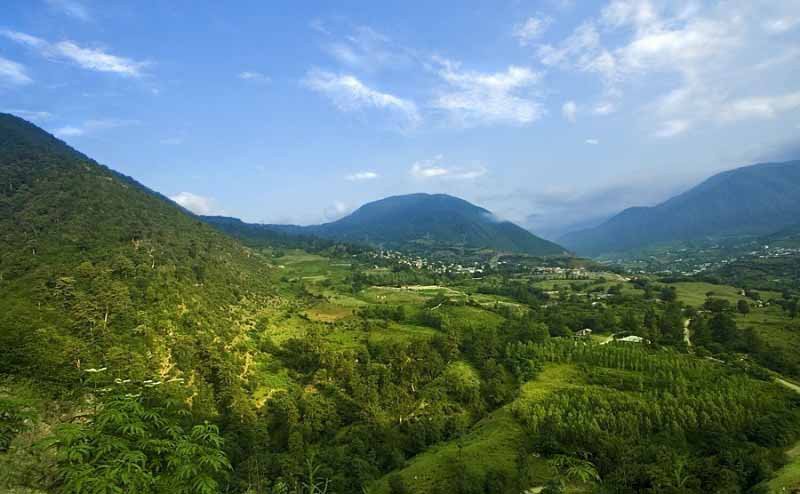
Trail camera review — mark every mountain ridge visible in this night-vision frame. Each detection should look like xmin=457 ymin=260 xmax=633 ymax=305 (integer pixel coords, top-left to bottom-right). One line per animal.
xmin=212 ymin=193 xmax=567 ymax=257
xmin=559 ymin=160 xmax=800 ymax=256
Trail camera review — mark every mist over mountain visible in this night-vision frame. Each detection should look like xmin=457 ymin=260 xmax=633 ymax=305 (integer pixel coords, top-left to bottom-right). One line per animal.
xmin=559 ymin=160 xmax=800 ymax=256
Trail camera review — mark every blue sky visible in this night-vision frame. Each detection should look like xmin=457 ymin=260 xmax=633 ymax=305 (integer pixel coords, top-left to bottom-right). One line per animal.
xmin=1 ymin=0 xmax=799 ymax=239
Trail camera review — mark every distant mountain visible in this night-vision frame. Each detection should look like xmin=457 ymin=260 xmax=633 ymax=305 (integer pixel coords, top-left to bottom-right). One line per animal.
xmin=559 ymin=160 xmax=800 ymax=256
xmin=0 ymin=113 xmax=273 ymax=392
xmin=210 ymin=193 xmax=567 ymax=256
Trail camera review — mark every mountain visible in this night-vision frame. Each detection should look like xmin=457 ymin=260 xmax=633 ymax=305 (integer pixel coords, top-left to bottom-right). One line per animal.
xmin=212 ymin=193 xmax=567 ymax=256
xmin=559 ymin=160 xmax=800 ymax=256
xmin=0 ymin=112 xmax=274 ymax=403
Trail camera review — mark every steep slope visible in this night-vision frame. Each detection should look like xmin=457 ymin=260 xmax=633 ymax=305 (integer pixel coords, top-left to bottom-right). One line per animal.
xmin=263 ymin=193 xmax=566 ymax=256
xmin=0 ymin=113 xmax=274 ymax=407
xmin=560 ymin=160 xmax=800 ymax=256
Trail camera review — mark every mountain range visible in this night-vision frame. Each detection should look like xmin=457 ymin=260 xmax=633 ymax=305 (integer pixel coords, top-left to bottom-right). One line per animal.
xmin=205 ymin=193 xmax=567 ymax=257
xmin=559 ymin=160 xmax=800 ymax=256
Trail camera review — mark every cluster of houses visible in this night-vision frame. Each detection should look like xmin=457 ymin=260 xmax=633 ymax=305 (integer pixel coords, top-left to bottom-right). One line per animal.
xmin=573 ymin=328 xmax=649 ymax=344
xmin=530 ymin=266 xmax=592 ymax=280
xmin=364 ymin=250 xmax=485 ymax=275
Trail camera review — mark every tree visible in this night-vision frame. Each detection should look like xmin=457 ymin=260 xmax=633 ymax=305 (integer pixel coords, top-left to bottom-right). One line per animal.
xmin=737 ymin=299 xmax=751 ymax=315
xmin=660 ymin=286 xmax=677 ymax=302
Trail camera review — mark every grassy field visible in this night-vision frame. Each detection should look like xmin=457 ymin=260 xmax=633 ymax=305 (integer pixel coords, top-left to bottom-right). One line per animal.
xmin=767 ymin=434 xmax=800 ymax=493
xmin=671 ymin=281 xmax=781 ymax=307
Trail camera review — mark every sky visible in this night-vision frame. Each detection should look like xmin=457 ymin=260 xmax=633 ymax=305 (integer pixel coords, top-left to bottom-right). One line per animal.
xmin=1 ymin=0 xmax=799 ymax=239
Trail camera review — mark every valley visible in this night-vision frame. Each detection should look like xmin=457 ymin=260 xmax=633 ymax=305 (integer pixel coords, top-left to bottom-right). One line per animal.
xmin=1 ymin=114 xmax=800 ymax=494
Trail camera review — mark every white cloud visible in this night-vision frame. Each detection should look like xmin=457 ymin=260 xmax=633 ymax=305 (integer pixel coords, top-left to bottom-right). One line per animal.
xmin=1 ymin=30 xmax=148 ymax=77
xmin=3 ymin=109 xmax=52 ymax=122
xmin=54 ymin=119 xmax=139 ymax=138
xmin=717 ymin=91 xmax=800 ymax=122
xmin=562 ymin=101 xmax=577 ymax=122
xmin=592 ymin=101 xmax=615 ymax=115
xmin=585 ymin=138 xmax=599 ymax=145
xmin=534 ymin=1 xmax=800 ymax=136
xmin=45 ymin=0 xmax=90 ymax=21
xmin=432 ymin=57 xmax=543 ymax=126
xmin=239 ymin=71 xmax=270 ymax=83
xmin=320 ymin=25 xmax=412 ymax=73
xmin=54 ymin=126 xmax=84 ymax=137
xmin=303 ymin=69 xmax=420 ymax=126
xmin=653 ymin=119 xmax=690 ymax=138
xmin=323 ymin=200 xmax=349 ymax=221
xmin=169 ymin=192 xmax=219 ymax=216
xmin=410 ymin=155 xmax=487 ymax=180
xmin=513 ymin=15 xmax=552 ymax=46
xmin=0 ymin=57 xmax=32 ymax=85
xmin=763 ymin=17 xmax=800 ymax=35
xmin=345 ymin=171 xmax=379 ymax=181
xmin=537 ymin=22 xmax=600 ymax=67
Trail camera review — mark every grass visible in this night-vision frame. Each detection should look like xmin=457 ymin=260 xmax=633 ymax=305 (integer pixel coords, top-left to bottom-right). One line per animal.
xmin=367 ymin=322 xmax=439 ymax=344
xmin=252 ymin=366 xmax=295 ymax=408
xmin=369 ymin=364 xmax=581 ymax=494
xmin=304 ymin=302 xmax=354 ymax=322
xmin=766 ymin=442 xmax=800 ymax=493
xmin=671 ymin=281 xmax=780 ymax=307
xmin=736 ymin=305 xmax=800 ymax=354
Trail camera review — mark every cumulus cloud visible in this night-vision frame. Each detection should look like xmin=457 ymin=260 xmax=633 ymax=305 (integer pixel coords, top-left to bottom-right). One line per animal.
xmin=1 ymin=30 xmax=148 ymax=77
xmin=0 ymin=57 xmax=32 ymax=85
xmin=532 ymin=0 xmax=800 ymax=137
xmin=513 ymin=15 xmax=552 ymax=46
xmin=303 ymin=69 xmax=420 ymax=126
xmin=432 ymin=57 xmax=543 ymax=126
xmin=169 ymin=192 xmax=221 ymax=215
xmin=345 ymin=171 xmax=379 ymax=181
xmin=410 ymin=155 xmax=487 ymax=180
xmin=562 ymin=101 xmax=577 ymax=122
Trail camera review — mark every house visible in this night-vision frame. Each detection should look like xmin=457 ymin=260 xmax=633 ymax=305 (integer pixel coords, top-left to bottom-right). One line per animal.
xmin=575 ymin=328 xmax=593 ymax=338
xmin=618 ymin=335 xmax=648 ymax=344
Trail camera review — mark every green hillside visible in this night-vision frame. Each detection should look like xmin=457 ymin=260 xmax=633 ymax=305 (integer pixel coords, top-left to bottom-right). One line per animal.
xmin=0 ymin=113 xmax=278 ymax=391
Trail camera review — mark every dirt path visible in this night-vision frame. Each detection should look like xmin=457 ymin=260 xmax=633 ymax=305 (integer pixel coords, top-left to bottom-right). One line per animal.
xmin=777 ymin=378 xmax=800 ymax=394
xmin=683 ymin=318 xmax=692 ymax=347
